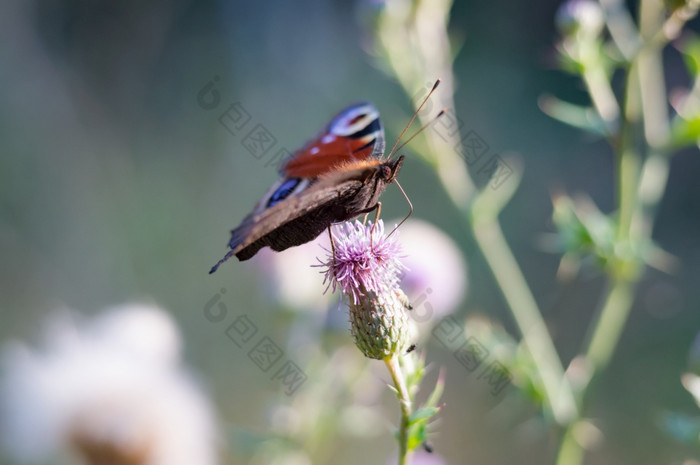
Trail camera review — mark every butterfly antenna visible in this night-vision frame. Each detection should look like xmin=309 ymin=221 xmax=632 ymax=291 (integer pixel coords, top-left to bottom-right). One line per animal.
xmin=391 ymin=109 xmax=447 ymax=156
xmin=387 ymin=179 xmax=413 ymax=238
xmin=209 ymin=250 xmax=235 ymax=274
xmin=387 ymin=79 xmax=441 ymax=160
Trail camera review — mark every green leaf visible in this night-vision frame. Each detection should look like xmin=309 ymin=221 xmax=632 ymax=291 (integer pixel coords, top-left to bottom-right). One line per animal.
xmin=669 ymin=115 xmax=700 ymax=149
xmin=424 ymin=370 xmax=445 ymax=409
xmin=677 ymin=34 xmax=700 ymax=78
xmin=539 ymin=95 xmax=608 ymax=136
xmin=470 ymin=156 xmax=523 ymax=222
xmin=406 ymin=422 xmax=428 ymax=452
xmin=408 ymin=407 xmax=441 ymax=426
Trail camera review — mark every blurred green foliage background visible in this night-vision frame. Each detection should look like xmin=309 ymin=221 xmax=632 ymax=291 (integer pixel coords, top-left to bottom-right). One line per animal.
xmin=1 ymin=0 xmax=699 ymax=463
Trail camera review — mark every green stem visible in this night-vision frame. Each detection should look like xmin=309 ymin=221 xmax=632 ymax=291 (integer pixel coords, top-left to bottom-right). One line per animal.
xmin=470 ymin=214 xmax=577 ymax=424
xmin=636 ymin=150 xmax=670 ymax=238
xmin=585 ymin=279 xmax=636 ymax=372
xmin=555 ymin=424 xmax=586 ymax=465
xmin=616 ymin=55 xmax=643 ymax=242
xmin=555 ymin=58 xmax=641 ymax=465
xmin=385 ymin=355 xmax=412 ymax=465
xmin=582 ymin=65 xmax=619 ymax=127
xmin=599 ymin=0 xmax=641 ymax=59
xmin=555 ymin=1 xmax=674 ymax=463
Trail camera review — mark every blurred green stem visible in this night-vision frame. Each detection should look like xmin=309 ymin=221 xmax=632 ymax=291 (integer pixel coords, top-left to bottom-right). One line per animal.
xmin=470 ymin=208 xmax=577 ymax=423
xmin=376 ymin=0 xmax=576 ymax=425
xmin=422 ymin=85 xmax=577 ymax=424
xmin=373 ymin=0 xmax=683 ymax=461
xmin=584 ymin=279 xmax=635 ymax=382
xmin=582 ymin=64 xmax=619 ymax=127
xmin=555 ymin=425 xmax=586 ymax=465
xmin=555 ymin=0 xmax=676 ymax=463
xmin=385 ymin=355 xmax=412 ymax=465
xmin=599 ymin=0 xmax=641 ymax=59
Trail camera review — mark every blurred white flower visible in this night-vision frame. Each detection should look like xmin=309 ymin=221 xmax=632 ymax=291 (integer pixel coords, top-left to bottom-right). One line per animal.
xmin=256 ymin=234 xmax=334 ymax=312
xmin=0 ymin=304 xmax=219 ymax=465
xmin=555 ymin=0 xmax=605 ymax=38
xmin=682 ymin=373 xmax=700 ymax=408
xmin=395 ymin=219 xmax=467 ymax=324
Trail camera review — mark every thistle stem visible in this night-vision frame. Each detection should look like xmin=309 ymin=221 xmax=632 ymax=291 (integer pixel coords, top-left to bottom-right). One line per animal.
xmin=384 ymin=355 xmax=412 ymax=465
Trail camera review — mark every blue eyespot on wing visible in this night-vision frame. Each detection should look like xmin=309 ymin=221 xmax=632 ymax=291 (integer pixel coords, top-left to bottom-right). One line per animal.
xmin=266 ymin=178 xmax=302 ymax=207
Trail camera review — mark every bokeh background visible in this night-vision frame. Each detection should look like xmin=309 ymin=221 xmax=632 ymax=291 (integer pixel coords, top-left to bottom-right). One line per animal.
xmin=1 ymin=0 xmax=699 ymax=464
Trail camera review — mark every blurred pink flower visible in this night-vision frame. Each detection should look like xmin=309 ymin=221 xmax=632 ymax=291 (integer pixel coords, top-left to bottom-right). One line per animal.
xmin=395 ymin=219 xmax=467 ymax=322
xmin=256 ymin=234 xmax=334 ymax=312
xmin=256 ymin=218 xmax=467 ymax=327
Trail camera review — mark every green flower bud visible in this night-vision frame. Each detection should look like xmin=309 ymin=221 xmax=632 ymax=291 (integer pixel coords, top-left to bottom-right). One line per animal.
xmin=349 ymin=288 xmax=411 ymax=360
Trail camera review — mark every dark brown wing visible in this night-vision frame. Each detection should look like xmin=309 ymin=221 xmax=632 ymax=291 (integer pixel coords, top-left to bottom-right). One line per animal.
xmin=209 ymin=167 xmax=374 ymax=271
xmin=233 ymin=178 xmax=364 ymax=257
xmin=208 ymin=157 xmax=403 ymax=272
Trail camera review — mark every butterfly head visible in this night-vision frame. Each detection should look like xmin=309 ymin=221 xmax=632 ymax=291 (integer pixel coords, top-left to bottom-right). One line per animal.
xmin=381 ymin=155 xmax=404 ymax=182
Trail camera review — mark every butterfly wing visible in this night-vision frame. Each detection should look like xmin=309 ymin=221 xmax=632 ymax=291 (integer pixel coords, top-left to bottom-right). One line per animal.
xmin=234 ymin=102 xmax=386 ymax=223
xmin=210 ymin=103 xmax=387 ymax=272
xmin=209 ymin=158 xmax=403 ymax=270
xmin=210 ymin=174 xmax=363 ymax=270
xmin=281 ymin=102 xmax=385 ymax=178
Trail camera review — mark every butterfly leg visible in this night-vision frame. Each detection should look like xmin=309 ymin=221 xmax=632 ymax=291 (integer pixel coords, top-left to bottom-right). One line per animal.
xmin=328 ymin=225 xmax=336 ymax=257
xmin=328 ymin=225 xmax=338 ymax=276
xmin=363 ymin=198 xmax=383 ymax=226
xmin=369 ymin=201 xmax=382 ymax=249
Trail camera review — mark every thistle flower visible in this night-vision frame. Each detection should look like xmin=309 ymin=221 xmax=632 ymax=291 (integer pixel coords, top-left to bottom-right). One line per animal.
xmin=349 ymin=287 xmax=411 ymax=360
xmin=319 ymin=220 xmax=406 ymax=305
xmin=256 ymin=234 xmax=334 ymax=312
xmin=319 ymin=220 xmax=410 ymax=359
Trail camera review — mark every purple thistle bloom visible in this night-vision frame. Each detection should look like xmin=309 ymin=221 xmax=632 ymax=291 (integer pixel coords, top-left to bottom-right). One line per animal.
xmin=318 ymin=220 xmax=406 ymax=304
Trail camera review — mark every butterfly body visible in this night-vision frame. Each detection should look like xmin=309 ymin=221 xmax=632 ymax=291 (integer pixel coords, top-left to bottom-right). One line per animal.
xmin=210 ymin=102 xmax=399 ymax=273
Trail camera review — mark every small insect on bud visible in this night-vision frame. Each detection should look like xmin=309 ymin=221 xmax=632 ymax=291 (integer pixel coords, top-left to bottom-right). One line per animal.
xmin=406 ymin=344 xmax=417 ymax=354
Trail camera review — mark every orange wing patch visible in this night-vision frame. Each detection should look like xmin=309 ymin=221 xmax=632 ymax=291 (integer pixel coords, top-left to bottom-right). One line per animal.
xmin=284 ymin=136 xmax=377 ymax=178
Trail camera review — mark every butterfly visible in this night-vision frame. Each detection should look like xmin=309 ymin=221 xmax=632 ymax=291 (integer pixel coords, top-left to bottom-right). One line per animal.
xmin=209 ymin=80 xmax=441 ymax=274
xmin=209 ymin=102 xmax=402 ymax=273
